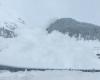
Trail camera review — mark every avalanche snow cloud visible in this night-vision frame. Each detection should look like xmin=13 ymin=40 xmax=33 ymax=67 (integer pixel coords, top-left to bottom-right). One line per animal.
xmin=0 ymin=0 xmax=100 ymax=69
xmin=0 ymin=16 xmax=100 ymax=69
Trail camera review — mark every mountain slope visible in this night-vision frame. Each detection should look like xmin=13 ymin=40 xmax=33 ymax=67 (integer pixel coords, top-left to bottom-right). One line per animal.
xmin=47 ymin=18 xmax=100 ymax=41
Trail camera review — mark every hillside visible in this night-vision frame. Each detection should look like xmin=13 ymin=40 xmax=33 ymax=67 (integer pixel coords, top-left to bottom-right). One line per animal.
xmin=47 ymin=18 xmax=100 ymax=41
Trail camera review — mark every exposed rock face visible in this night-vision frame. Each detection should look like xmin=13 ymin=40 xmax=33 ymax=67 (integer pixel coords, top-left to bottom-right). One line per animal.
xmin=0 ymin=22 xmax=17 ymax=38
xmin=0 ymin=27 xmax=16 ymax=38
xmin=47 ymin=18 xmax=100 ymax=41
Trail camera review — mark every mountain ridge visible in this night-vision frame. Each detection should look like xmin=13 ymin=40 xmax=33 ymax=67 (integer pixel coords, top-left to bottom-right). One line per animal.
xmin=47 ymin=18 xmax=100 ymax=41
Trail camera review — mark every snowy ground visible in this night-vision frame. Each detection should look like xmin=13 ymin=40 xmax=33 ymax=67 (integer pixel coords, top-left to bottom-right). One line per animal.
xmin=0 ymin=71 xmax=100 ymax=80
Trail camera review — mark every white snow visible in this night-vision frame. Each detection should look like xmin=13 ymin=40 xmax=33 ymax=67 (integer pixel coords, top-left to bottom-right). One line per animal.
xmin=0 ymin=0 xmax=100 ymax=69
xmin=0 ymin=71 xmax=100 ymax=80
xmin=0 ymin=0 xmax=100 ymax=80
xmin=0 ymin=28 xmax=100 ymax=69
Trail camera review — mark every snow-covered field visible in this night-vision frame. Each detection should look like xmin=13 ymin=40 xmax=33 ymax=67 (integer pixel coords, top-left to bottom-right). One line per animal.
xmin=0 ymin=71 xmax=100 ymax=80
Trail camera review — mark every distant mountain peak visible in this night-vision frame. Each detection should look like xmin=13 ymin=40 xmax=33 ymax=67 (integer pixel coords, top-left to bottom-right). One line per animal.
xmin=57 ymin=18 xmax=77 ymax=22
xmin=47 ymin=18 xmax=100 ymax=41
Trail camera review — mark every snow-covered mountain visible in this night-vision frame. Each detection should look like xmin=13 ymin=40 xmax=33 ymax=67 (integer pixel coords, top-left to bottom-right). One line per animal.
xmin=47 ymin=18 xmax=100 ymax=41
xmin=0 ymin=0 xmax=100 ymax=70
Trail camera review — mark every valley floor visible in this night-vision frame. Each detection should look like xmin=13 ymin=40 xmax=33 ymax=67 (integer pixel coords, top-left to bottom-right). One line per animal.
xmin=0 ymin=71 xmax=100 ymax=80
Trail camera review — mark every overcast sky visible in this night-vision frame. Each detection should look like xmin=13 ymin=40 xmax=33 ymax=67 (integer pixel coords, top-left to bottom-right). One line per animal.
xmin=1 ymin=0 xmax=100 ymax=26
